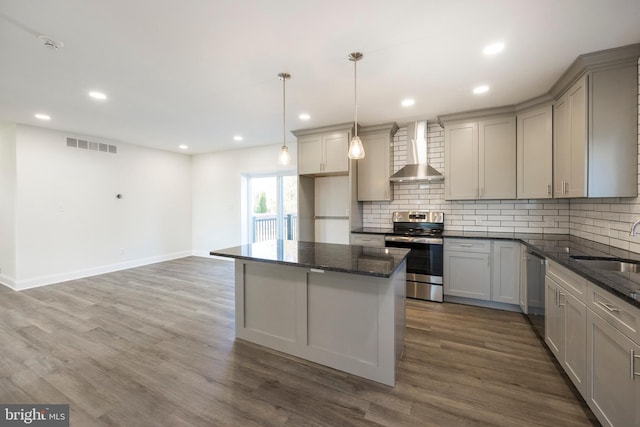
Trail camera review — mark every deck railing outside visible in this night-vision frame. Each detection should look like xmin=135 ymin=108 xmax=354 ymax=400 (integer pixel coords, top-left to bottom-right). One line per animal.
xmin=252 ymin=214 xmax=297 ymax=242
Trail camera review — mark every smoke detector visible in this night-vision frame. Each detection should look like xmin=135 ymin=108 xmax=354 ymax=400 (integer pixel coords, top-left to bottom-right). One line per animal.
xmin=38 ymin=35 xmax=64 ymax=50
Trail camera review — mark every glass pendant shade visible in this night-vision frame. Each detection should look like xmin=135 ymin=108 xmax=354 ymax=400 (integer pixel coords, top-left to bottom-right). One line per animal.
xmin=348 ymin=136 xmax=365 ymax=159
xmin=278 ymin=144 xmax=291 ymax=166
xmin=348 ymin=52 xmax=365 ymax=160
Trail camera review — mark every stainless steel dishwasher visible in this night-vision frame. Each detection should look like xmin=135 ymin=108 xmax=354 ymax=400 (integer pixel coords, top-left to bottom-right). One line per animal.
xmin=525 ymin=250 xmax=546 ymax=339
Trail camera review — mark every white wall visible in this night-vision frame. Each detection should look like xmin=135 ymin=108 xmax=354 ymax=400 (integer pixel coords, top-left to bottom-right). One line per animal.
xmin=12 ymin=125 xmax=192 ymax=289
xmin=191 ymin=143 xmax=297 ymax=255
xmin=0 ymin=123 xmax=17 ymax=285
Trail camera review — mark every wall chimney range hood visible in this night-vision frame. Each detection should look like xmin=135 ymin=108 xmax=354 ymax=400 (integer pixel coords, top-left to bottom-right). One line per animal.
xmin=389 ymin=121 xmax=443 ymax=182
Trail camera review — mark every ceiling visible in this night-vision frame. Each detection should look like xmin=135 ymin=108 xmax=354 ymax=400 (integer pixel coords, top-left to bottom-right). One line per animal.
xmin=1 ymin=0 xmax=639 ymax=154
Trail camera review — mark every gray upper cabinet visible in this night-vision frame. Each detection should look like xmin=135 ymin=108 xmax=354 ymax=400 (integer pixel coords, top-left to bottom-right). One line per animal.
xmin=479 ymin=116 xmax=516 ymax=200
xmin=554 ymin=75 xmax=588 ymax=198
xmin=357 ymin=123 xmax=398 ymax=202
xmin=444 ymin=115 xmax=515 ymax=200
xmin=294 ymin=123 xmax=352 ymax=176
xmin=553 ymin=61 xmax=638 ymax=198
xmin=444 ymin=121 xmax=478 ymax=200
xmin=517 ymin=104 xmax=553 ymax=199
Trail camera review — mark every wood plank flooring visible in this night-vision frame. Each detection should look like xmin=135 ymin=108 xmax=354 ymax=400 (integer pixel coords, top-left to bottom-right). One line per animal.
xmin=0 ymin=257 xmax=599 ymax=426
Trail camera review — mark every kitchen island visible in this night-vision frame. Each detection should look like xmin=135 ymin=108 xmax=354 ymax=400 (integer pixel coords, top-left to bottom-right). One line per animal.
xmin=210 ymin=240 xmax=409 ymax=386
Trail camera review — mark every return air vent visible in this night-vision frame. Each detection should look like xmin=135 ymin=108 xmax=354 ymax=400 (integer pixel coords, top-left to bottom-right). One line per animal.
xmin=66 ymin=137 xmax=117 ymax=154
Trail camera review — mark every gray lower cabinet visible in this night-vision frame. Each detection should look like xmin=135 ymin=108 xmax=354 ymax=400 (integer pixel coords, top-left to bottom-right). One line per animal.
xmin=545 ymin=259 xmax=640 ymax=426
xmin=444 ymin=239 xmax=492 ymax=301
xmin=444 ymin=239 xmax=520 ymax=305
xmin=586 ymin=282 xmax=640 ymax=427
xmin=586 ymin=309 xmax=640 ymax=427
xmin=544 ymin=260 xmax=587 ymax=396
xmin=491 ymin=241 xmax=520 ymax=304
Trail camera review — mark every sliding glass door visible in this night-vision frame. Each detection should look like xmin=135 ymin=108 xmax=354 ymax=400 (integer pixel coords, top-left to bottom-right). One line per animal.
xmin=247 ymin=174 xmax=297 ymax=242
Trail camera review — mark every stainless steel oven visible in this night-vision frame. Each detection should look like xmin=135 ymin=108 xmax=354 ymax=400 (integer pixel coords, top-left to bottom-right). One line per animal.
xmin=384 ymin=211 xmax=444 ymax=302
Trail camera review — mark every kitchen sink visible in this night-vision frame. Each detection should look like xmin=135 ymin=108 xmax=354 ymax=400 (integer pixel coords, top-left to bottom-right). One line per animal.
xmin=570 ymin=256 xmax=640 ymax=273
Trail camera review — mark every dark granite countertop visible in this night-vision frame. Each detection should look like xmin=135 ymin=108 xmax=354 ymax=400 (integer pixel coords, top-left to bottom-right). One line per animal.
xmin=443 ymin=231 xmax=640 ymax=308
xmin=351 ymin=227 xmax=393 ymax=235
xmin=210 ymin=240 xmax=410 ymax=278
xmin=350 ymin=227 xmax=640 ymax=306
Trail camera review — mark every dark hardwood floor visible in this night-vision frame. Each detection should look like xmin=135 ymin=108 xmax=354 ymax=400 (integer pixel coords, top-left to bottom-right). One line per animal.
xmin=0 ymin=257 xmax=598 ymax=426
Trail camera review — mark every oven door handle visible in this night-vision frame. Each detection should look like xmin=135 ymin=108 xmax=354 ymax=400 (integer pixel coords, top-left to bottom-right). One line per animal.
xmin=385 ymin=235 xmax=443 ymax=245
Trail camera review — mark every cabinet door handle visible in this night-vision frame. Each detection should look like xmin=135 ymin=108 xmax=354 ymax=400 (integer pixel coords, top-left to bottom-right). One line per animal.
xmin=631 ymin=350 xmax=640 ymax=380
xmin=558 ymin=292 xmax=565 ymax=307
xmin=554 ymin=288 xmax=558 ymax=305
xmin=597 ymin=301 xmax=620 ymax=313
xmin=547 ymin=184 xmax=551 ymax=195
xmin=459 ymin=243 xmax=473 ymax=247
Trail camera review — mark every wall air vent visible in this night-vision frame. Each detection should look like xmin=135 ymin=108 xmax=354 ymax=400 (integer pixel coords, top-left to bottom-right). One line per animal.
xmin=65 ymin=136 xmax=117 ymax=154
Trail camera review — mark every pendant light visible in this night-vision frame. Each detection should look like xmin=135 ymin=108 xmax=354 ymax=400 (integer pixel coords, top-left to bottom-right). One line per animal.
xmin=278 ymin=72 xmax=291 ymax=166
xmin=348 ymin=52 xmax=365 ymax=159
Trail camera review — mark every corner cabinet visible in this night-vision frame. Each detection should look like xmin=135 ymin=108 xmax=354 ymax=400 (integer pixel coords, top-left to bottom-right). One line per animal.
xmin=516 ymin=104 xmax=553 ymax=199
xmin=357 ymin=123 xmax=398 ymax=202
xmin=443 ymin=115 xmax=516 ymax=200
xmin=553 ymin=62 xmax=638 ymax=198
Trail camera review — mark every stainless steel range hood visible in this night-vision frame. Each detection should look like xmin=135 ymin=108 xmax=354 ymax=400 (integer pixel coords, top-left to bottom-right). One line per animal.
xmin=390 ymin=121 xmax=444 ymax=182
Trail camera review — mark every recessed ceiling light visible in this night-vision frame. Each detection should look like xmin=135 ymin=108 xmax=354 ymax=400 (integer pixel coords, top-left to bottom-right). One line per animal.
xmin=299 ymin=113 xmax=310 ymax=120
xmin=473 ymin=85 xmax=490 ymax=95
xmin=233 ymin=135 xmax=243 ymax=141
xmin=483 ymin=42 xmax=505 ymax=55
xmin=179 ymin=144 xmax=188 ymax=150
xmin=34 ymin=113 xmax=51 ymax=120
xmin=89 ymin=91 xmax=107 ymax=100
xmin=401 ymin=99 xmax=415 ymax=107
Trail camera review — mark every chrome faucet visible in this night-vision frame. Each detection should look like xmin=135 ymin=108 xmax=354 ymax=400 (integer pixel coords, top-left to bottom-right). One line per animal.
xmin=630 ymin=219 xmax=640 ymax=236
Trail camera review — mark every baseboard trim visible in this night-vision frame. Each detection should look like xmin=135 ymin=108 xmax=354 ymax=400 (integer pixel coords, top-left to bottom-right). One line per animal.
xmin=13 ymin=251 xmax=192 ymax=291
xmin=191 ymin=249 xmax=233 ymax=262
xmin=443 ymin=295 xmax=522 ymax=313
xmin=0 ymin=273 xmax=17 ymax=290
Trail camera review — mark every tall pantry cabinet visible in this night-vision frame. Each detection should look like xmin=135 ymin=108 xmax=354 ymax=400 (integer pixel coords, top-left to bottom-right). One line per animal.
xmin=293 ymin=123 xmax=362 ymax=244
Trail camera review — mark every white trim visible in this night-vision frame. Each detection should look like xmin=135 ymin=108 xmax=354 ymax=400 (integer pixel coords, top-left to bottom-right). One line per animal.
xmin=0 ymin=273 xmax=17 ymax=290
xmin=12 ymin=251 xmax=192 ymax=291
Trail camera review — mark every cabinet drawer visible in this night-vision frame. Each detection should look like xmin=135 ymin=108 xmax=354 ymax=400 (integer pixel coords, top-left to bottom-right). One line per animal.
xmin=350 ymin=233 xmax=385 ymax=248
xmin=444 ymin=238 xmax=491 ymax=253
xmin=588 ymin=282 xmax=640 ymax=344
xmin=546 ymin=260 xmax=587 ymax=303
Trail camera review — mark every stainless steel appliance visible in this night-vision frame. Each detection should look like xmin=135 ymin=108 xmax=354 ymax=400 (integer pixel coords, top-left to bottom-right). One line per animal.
xmin=525 ymin=250 xmax=546 ymax=339
xmin=384 ymin=211 xmax=444 ymax=302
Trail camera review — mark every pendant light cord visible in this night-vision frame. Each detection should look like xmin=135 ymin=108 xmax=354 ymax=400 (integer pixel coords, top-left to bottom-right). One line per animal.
xmin=354 ymin=58 xmax=357 ymax=138
xmin=282 ymin=74 xmax=286 ymax=147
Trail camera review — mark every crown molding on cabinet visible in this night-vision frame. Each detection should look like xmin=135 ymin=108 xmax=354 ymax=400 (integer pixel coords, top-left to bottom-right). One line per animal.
xmin=549 ymin=43 xmax=640 ymax=98
xmin=438 ymin=43 xmax=640 ymax=127
xmin=358 ymin=122 xmax=399 ymax=135
xmin=291 ymin=122 xmax=355 ymax=137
